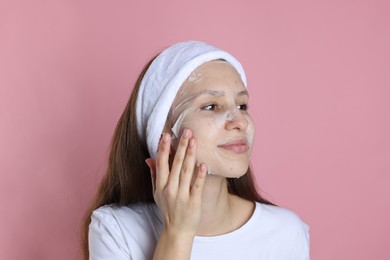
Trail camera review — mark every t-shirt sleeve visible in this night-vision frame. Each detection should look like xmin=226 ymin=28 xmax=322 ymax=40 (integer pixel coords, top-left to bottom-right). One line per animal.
xmin=89 ymin=208 xmax=131 ymax=260
xmin=295 ymin=221 xmax=310 ymax=260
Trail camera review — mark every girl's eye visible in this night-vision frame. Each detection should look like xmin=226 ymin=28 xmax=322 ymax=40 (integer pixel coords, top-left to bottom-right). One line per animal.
xmin=202 ymin=104 xmax=217 ymax=111
xmin=237 ymin=104 xmax=248 ymax=111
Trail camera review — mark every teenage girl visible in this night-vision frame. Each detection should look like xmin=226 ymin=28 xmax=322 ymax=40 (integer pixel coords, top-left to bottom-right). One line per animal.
xmin=82 ymin=41 xmax=309 ymax=260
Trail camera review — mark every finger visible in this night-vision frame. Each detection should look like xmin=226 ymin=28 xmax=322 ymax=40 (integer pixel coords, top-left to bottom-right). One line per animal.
xmin=146 ymin=158 xmax=156 ymax=193
xmin=156 ymin=133 xmax=171 ymax=190
xmin=190 ymin=163 xmax=207 ymax=201
xmin=168 ymin=128 xmax=192 ymax=190
xmin=178 ymin=137 xmax=197 ymax=197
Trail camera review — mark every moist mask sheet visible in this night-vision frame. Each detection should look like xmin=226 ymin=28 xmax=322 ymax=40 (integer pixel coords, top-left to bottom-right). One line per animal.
xmin=168 ymin=90 xmax=254 ymax=176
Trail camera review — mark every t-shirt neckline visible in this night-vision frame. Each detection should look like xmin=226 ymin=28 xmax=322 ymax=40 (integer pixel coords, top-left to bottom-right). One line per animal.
xmin=194 ymin=201 xmax=262 ymax=242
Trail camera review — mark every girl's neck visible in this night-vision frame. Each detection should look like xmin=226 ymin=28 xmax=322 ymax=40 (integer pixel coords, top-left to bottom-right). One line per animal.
xmin=196 ymin=175 xmax=254 ymax=236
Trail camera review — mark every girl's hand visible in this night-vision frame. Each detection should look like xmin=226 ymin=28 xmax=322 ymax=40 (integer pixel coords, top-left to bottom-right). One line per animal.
xmin=146 ymin=129 xmax=207 ymax=237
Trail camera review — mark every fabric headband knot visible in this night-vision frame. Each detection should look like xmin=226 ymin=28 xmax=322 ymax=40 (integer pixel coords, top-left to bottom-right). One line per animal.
xmin=136 ymin=40 xmax=247 ymax=159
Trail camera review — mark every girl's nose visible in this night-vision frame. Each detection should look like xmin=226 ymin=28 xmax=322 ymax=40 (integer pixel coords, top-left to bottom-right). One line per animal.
xmin=224 ymin=109 xmax=249 ymax=131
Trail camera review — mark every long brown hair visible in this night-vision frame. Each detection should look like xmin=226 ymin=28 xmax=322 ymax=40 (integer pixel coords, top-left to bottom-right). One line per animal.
xmin=81 ymin=56 xmax=274 ymax=260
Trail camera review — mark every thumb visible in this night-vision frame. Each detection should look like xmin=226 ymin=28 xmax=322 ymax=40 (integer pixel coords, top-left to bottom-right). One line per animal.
xmin=145 ymin=158 xmax=156 ymax=173
xmin=145 ymin=158 xmax=156 ymax=191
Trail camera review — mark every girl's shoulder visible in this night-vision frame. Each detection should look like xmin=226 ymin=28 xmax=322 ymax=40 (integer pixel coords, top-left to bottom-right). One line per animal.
xmin=89 ymin=203 xmax=162 ymax=259
xmin=91 ymin=203 xmax=163 ymax=231
xmin=255 ymin=202 xmax=310 ymax=234
xmin=92 ymin=202 xmax=159 ymax=215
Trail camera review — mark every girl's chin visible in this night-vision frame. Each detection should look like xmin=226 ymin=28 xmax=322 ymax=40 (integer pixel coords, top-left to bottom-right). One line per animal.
xmin=204 ymin=165 xmax=249 ymax=178
xmin=207 ymin=172 xmax=247 ymax=178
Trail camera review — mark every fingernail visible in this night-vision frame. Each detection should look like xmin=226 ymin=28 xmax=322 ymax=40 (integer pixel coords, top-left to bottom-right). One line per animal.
xmin=145 ymin=159 xmax=151 ymax=168
xmin=162 ymin=133 xmax=170 ymax=143
xmin=189 ymin=138 xmax=195 ymax=147
xmin=200 ymin=163 xmax=206 ymax=172
xmin=183 ymin=128 xmax=190 ymax=138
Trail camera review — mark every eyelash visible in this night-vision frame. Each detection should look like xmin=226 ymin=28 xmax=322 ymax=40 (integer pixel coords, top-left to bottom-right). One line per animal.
xmin=202 ymin=104 xmax=215 ymax=110
xmin=201 ymin=103 xmax=249 ymax=111
xmin=237 ymin=104 xmax=248 ymax=111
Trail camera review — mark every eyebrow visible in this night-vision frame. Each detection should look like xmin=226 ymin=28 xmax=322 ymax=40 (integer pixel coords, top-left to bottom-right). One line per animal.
xmin=197 ymin=90 xmax=249 ymax=97
xmin=173 ymin=89 xmax=249 ymax=112
xmin=238 ymin=90 xmax=249 ymax=97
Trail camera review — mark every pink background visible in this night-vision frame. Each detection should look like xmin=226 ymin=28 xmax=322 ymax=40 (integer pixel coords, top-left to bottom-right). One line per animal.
xmin=1 ymin=1 xmax=389 ymax=259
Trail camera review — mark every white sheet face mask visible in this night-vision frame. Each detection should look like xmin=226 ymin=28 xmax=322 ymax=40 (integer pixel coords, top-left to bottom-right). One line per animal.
xmin=166 ymin=60 xmax=255 ymax=178
xmin=187 ymin=71 xmax=203 ymax=84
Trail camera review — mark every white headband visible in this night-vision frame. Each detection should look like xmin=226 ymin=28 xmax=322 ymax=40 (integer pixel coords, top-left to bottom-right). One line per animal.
xmin=136 ymin=40 xmax=247 ymax=159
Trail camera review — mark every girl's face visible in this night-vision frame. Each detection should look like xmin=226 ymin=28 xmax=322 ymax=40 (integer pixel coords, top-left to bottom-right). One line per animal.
xmin=166 ymin=60 xmax=255 ymax=178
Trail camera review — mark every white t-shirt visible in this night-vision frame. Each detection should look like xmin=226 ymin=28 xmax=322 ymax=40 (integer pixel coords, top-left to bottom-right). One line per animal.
xmin=89 ymin=202 xmax=310 ymax=260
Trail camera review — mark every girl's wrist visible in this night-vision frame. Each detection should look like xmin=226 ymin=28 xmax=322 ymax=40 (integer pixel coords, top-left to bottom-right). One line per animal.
xmin=161 ymin=225 xmax=196 ymax=243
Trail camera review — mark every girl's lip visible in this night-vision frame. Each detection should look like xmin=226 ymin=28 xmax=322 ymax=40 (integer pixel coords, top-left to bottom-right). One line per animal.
xmin=217 ymin=139 xmax=249 ymax=154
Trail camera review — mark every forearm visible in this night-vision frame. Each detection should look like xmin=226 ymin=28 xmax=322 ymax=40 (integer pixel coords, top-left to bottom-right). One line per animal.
xmin=153 ymin=227 xmax=195 ymax=260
